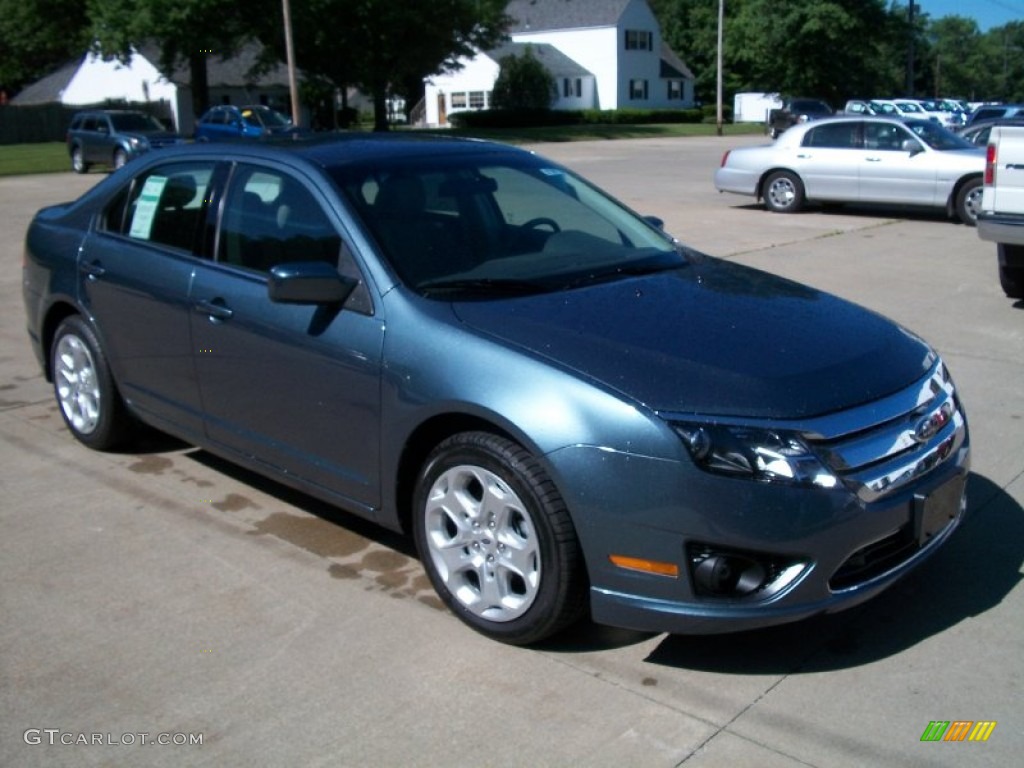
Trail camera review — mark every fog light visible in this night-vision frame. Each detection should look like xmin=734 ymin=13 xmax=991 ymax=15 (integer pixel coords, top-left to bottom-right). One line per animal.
xmin=693 ymin=555 xmax=767 ymax=596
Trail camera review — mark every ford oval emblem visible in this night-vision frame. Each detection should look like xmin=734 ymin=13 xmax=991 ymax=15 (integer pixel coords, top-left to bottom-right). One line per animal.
xmin=914 ymin=402 xmax=953 ymax=443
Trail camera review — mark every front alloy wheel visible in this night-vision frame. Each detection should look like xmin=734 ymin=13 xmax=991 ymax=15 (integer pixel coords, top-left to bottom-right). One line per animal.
xmin=413 ymin=432 xmax=586 ymax=645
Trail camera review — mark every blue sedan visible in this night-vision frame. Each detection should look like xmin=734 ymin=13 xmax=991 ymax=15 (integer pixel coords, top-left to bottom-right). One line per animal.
xmin=22 ymin=135 xmax=969 ymax=644
xmin=194 ymin=104 xmax=300 ymax=140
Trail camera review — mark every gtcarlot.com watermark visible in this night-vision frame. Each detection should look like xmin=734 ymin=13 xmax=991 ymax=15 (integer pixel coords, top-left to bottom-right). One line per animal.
xmin=24 ymin=729 xmax=203 ymax=747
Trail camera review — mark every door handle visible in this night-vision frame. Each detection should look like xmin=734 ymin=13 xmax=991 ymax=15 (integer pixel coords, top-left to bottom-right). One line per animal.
xmin=194 ymin=298 xmax=234 ymax=321
xmin=80 ymin=261 xmax=105 ymax=280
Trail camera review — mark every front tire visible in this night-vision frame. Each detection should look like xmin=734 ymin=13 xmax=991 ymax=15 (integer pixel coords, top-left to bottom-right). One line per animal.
xmin=51 ymin=316 xmax=135 ymax=450
xmin=112 ymin=148 xmax=128 ymax=170
xmin=955 ymin=177 xmax=983 ymax=225
xmin=763 ymin=171 xmax=805 ymax=213
xmin=413 ymin=432 xmax=586 ymax=645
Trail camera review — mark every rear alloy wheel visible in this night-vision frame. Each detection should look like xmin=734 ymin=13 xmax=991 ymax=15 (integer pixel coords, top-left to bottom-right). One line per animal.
xmin=763 ymin=170 xmax=805 ymax=213
xmin=955 ymin=177 xmax=983 ymax=226
xmin=413 ymin=432 xmax=586 ymax=645
xmin=52 ymin=316 xmax=134 ymax=450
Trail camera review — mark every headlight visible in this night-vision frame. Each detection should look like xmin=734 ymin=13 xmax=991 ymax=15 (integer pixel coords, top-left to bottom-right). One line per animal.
xmin=673 ymin=423 xmax=838 ymax=489
xmin=127 ymin=137 xmax=147 ymax=150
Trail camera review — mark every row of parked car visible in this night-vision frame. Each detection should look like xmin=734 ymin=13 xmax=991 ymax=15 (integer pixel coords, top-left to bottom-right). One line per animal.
xmin=65 ymin=105 xmax=300 ymax=173
xmin=768 ymin=97 xmax=1024 ymax=139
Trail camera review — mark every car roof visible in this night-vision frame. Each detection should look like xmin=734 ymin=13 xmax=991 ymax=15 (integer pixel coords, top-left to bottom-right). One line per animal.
xmin=135 ymin=132 xmax=528 ymax=169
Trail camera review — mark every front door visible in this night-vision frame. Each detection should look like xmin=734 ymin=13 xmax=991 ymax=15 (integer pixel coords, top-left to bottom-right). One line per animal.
xmin=190 ymin=163 xmax=385 ymax=511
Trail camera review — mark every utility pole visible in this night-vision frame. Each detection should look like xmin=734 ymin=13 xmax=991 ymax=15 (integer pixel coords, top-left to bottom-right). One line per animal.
xmin=716 ymin=0 xmax=724 ymax=137
xmin=282 ymin=0 xmax=301 ymax=126
xmin=906 ymin=2 xmax=917 ymax=97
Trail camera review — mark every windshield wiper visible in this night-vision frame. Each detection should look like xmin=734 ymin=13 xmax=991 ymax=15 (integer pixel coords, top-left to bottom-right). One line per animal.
xmin=557 ymin=252 xmax=685 ymax=290
xmin=418 ymin=277 xmax=552 ymax=297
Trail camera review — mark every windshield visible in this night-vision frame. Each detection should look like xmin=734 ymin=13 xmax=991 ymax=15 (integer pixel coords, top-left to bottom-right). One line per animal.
xmin=330 ymin=153 xmax=681 ymax=297
xmin=242 ymin=107 xmax=292 ymax=128
xmin=905 ymin=120 xmax=974 ymax=150
xmin=110 ymin=113 xmax=166 ymax=132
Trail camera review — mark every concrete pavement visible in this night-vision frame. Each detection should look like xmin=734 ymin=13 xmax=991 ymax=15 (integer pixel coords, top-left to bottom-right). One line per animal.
xmin=1 ymin=138 xmax=1020 ymax=767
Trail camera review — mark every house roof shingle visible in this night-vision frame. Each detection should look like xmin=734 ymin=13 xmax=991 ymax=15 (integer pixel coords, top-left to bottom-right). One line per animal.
xmin=9 ymin=58 xmax=83 ymax=105
xmin=487 ymin=42 xmax=594 ymax=78
xmin=505 ymin=0 xmax=634 ymax=33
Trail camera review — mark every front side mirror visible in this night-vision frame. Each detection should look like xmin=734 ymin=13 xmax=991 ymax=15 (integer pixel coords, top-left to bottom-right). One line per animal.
xmin=902 ymin=138 xmax=924 ymax=155
xmin=268 ymin=261 xmax=356 ymax=305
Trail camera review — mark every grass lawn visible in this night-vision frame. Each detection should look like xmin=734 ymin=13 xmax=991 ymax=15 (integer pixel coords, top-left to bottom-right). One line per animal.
xmin=0 ymin=122 xmax=764 ymax=177
xmin=0 ymin=143 xmax=69 ymax=176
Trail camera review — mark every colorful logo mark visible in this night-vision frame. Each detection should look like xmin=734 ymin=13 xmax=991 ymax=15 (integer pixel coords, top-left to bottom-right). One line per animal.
xmin=921 ymin=721 xmax=997 ymax=742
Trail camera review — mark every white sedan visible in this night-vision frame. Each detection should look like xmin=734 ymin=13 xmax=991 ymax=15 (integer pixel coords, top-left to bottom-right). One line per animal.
xmin=714 ymin=116 xmax=986 ymax=224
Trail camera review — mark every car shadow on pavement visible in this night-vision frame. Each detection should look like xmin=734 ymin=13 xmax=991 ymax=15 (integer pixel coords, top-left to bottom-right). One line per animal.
xmin=642 ymin=472 xmax=1022 ymax=673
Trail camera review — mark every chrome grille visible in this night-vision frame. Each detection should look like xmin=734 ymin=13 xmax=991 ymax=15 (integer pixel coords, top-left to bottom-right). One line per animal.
xmin=802 ymin=358 xmax=967 ymax=502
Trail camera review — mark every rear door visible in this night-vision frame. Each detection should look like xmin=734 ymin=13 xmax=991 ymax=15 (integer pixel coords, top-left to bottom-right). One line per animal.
xmin=78 ymin=160 xmax=219 ymax=440
xmin=794 ymin=121 xmax=862 ymax=201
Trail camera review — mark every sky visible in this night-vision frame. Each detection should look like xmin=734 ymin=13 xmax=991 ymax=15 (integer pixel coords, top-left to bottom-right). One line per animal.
xmin=916 ymin=0 xmax=1023 ymax=31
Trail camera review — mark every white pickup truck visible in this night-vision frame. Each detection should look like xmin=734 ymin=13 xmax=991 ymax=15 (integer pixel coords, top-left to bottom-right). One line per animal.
xmin=978 ymin=125 xmax=1024 ymax=298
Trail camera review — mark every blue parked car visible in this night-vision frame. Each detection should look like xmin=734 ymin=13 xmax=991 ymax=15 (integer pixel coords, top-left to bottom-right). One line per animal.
xmin=193 ymin=104 xmax=300 ymax=140
xmin=22 ymin=135 xmax=969 ymax=645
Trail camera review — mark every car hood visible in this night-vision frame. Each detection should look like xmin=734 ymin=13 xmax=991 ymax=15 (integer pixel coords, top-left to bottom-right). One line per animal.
xmin=451 ymin=258 xmax=932 ymax=419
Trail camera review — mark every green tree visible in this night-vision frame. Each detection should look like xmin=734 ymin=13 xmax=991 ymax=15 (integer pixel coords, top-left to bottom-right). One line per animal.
xmin=0 ymin=0 xmax=90 ymax=95
xmin=87 ymin=0 xmax=259 ymax=119
xmin=921 ymin=17 xmax=986 ymax=100
xmin=491 ymin=47 xmax=557 ymax=111
xmin=650 ymin=0 xmax=742 ymax=105
xmin=257 ymin=0 xmax=509 ymax=131
xmin=729 ymin=0 xmax=903 ymax=105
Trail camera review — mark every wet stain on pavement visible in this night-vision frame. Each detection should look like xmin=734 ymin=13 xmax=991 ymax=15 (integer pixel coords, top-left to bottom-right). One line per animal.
xmin=211 ymin=493 xmax=259 ymax=512
xmin=128 ymin=455 xmax=174 ymax=475
xmin=250 ymin=511 xmax=371 ymax=559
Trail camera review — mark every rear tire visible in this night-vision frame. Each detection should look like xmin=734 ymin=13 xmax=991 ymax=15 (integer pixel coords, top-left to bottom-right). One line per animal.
xmin=763 ymin=171 xmax=805 ymax=213
xmin=998 ymin=244 xmax=1024 ymax=299
xmin=51 ymin=316 xmax=135 ymax=450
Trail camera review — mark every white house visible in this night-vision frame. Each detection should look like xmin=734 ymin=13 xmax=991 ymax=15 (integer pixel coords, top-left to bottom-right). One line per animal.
xmin=12 ymin=44 xmax=297 ymax=134
xmin=425 ymin=0 xmax=694 ymax=126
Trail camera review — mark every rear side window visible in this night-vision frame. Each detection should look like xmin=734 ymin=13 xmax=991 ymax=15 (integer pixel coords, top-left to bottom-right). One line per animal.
xmin=805 ymin=123 xmax=859 ymax=149
xmin=102 ymin=162 xmax=216 ymax=252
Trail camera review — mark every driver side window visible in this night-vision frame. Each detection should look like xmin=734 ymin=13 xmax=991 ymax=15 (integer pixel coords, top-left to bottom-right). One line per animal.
xmin=218 ymin=165 xmax=342 ymax=273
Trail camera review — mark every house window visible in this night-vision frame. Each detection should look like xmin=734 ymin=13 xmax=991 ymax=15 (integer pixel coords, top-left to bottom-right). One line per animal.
xmin=563 ymin=78 xmax=582 ymax=98
xmin=667 ymin=80 xmax=683 ymax=100
xmin=629 ymin=79 xmax=649 ymax=100
xmin=469 ymin=91 xmax=486 ymax=109
xmin=451 ymin=92 xmax=467 ymax=109
xmin=625 ymin=30 xmax=653 ymax=51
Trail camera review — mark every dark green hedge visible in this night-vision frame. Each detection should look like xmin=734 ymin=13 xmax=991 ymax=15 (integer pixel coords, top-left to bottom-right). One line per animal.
xmin=449 ymin=106 xmax=722 ymax=129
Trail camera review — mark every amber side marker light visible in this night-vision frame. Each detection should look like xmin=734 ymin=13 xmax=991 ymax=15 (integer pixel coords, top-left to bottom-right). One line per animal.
xmin=609 ymin=555 xmax=680 ymax=578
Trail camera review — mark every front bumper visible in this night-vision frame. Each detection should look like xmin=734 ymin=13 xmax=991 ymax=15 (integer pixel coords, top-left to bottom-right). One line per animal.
xmin=547 ymin=361 xmax=970 ymax=636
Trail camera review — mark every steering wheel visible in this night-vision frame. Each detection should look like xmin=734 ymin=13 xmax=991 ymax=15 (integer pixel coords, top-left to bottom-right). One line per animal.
xmin=521 ymin=217 xmax=561 ymax=232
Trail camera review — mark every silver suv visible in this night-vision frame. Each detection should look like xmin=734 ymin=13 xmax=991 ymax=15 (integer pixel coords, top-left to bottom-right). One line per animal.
xmin=66 ymin=110 xmax=184 ymax=173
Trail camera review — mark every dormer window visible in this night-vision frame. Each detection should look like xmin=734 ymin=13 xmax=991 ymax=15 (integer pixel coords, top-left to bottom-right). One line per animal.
xmin=625 ymin=30 xmax=653 ymax=51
